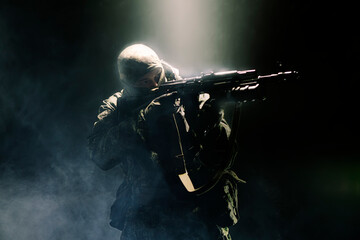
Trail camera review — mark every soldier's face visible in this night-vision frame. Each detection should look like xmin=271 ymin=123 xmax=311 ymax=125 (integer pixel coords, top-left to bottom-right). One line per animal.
xmin=133 ymin=68 xmax=162 ymax=89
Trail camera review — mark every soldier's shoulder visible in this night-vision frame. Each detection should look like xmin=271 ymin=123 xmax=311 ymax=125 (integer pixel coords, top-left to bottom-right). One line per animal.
xmin=97 ymin=91 xmax=123 ymax=120
xmin=100 ymin=91 xmax=123 ymax=110
xmin=104 ymin=91 xmax=123 ymax=106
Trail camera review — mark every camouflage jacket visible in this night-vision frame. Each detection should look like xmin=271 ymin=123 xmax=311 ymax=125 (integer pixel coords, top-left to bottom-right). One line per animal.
xmin=88 ymin=63 xmax=242 ymax=239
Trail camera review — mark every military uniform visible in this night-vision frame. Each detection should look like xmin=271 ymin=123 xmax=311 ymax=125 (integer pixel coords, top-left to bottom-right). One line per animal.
xmin=88 ymin=61 xmax=241 ymax=239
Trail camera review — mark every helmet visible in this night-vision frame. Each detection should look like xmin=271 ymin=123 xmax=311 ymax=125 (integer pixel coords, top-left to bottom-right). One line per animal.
xmin=117 ymin=44 xmax=165 ymax=95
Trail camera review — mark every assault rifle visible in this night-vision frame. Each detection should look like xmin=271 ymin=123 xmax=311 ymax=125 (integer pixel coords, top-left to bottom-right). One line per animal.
xmin=119 ymin=68 xmax=298 ymax=121
xmin=150 ymin=69 xmax=298 ymax=102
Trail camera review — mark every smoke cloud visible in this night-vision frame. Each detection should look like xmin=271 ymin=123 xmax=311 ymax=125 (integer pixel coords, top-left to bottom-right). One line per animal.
xmin=1 ymin=0 xmax=358 ymax=239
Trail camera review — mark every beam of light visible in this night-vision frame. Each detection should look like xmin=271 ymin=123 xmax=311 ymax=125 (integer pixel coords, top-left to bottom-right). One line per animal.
xmin=134 ymin=0 xmax=243 ymax=76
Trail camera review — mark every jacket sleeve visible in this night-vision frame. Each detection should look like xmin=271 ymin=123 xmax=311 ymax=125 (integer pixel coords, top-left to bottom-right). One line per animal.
xmin=88 ymin=92 xmax=137 ymax=170
xmin=196 ymin=96 xmax=232 ymax=169
xmin=139 ymin=92 xmax=232 ymax=171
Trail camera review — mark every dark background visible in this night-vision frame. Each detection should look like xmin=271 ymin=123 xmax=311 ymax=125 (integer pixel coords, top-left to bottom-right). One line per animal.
xmin=0 ymin=0 xmax=359 ymax=239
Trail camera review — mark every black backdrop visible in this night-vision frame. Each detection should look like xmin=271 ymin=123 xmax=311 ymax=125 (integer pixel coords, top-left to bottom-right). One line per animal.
xmin=0 ymin=1 xmax=359 ymax=239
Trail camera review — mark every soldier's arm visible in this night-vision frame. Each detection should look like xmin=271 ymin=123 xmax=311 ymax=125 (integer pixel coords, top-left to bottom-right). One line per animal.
xmin=88 ymin=93 xmax=135 ymax=170
xmin=139 ymin=92 xmax=232 ymax=170
xmin=194 ymin=97 xmax=232 ymax=169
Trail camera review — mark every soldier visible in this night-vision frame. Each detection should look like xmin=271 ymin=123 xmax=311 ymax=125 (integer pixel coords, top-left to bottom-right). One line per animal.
xmin=88 ymin=44 xmax=242 ymax=239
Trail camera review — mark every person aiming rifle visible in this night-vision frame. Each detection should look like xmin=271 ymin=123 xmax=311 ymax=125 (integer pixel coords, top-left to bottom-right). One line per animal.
xmin=88 ymin=43 xmax=296 ymax=239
